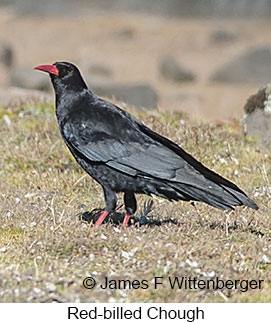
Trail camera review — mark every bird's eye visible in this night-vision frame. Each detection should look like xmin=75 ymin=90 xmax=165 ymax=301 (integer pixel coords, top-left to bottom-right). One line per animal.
xmin=58 ymin=65 xmax=71 ymax=76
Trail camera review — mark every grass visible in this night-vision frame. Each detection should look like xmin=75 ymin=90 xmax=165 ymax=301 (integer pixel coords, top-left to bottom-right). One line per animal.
xmin=0 ymin=97 xmax=270 ymax=302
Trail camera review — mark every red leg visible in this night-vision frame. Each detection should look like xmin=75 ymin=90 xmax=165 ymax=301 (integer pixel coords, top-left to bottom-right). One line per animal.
xmin=122 ymin=214 xmax=131 ymax=228
xmin=94 ymin=210 xmax=109 ymax=228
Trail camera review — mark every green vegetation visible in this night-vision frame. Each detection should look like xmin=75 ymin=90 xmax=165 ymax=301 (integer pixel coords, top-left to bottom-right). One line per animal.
xmin=0 ymin=98 xmax=270 ymax=302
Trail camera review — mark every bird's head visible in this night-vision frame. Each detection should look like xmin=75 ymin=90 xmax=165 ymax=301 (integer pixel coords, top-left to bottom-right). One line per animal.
xmin=34 ymin=61 xmax=88 ymax=94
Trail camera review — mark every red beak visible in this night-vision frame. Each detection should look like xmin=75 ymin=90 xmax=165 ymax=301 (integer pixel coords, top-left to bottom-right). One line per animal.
xmin=34 ymin=64 xmax=59 ymax=76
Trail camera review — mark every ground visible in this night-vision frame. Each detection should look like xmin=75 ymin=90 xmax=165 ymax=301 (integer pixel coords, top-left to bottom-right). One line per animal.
xmin=0 ymin=98 xmax=270 ymax=302
xmin=1 ymin=9 xmax=271 ymax=121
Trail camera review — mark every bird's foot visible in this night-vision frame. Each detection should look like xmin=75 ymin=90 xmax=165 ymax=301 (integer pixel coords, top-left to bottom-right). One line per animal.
xmin=94 ymin=210 xmax=109 ymax=228
xmin=79 ymin=200 xmax=177 ymax=227
xmin=122 ymin=214 xmax=131 ymax=228
xmin=80 ymin=208 xmax=127 ymax=226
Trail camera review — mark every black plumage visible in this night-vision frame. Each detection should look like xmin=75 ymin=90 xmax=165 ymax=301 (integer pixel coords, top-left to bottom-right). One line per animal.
xmin=35 ymin=62 xmax=258 ymax=227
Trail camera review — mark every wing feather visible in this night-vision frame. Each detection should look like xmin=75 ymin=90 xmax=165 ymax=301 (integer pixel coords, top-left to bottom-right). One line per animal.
xmin=62 ymin=109 xmax=214 ymax=189
xmin=58 ymin=94 xmax=258 ymax=210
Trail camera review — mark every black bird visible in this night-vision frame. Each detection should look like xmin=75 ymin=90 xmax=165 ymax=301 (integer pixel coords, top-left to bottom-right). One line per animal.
xmin=35 ymin=62 xmax=258 ymax=227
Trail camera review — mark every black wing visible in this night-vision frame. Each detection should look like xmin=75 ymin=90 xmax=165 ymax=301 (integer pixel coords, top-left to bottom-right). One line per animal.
xmin=62 ymin=97 xmax=258 ymax=210
xmin=62 ymin=101 xmax=210 ymax=185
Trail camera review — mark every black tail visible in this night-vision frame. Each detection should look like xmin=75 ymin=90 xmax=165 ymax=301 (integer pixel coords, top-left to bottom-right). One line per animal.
xmin=166 ymin=180 xmax=258 ymax=211
xmin=140 ymin=124 xmax=258 ymax=211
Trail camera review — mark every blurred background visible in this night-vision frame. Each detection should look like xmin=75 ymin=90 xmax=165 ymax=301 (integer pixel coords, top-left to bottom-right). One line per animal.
xmin=1 ymin=0 xmax=271 ymax=121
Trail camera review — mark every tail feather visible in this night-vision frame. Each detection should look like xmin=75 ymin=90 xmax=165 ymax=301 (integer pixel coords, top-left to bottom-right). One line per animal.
xmin=139 ymin=122 xmax=258 ymax=210
xmin=167 ymin=181 xmax=258 ymax=211
xmin=221 ymin=185 xmax=258 ymax=210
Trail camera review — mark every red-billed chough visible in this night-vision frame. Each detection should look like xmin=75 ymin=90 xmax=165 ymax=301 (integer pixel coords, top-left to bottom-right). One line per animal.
xmin=35 ymin=62 xmax=258 ymax=228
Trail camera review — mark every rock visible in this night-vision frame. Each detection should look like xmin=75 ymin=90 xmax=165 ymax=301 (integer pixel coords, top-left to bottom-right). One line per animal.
xmin=10 ymin=67 xmax=51 ymax=91
xmin=210 ymin=29 xmax=237 ymax=44
xmin=115 ymin=27 xmax=135 ymax=40
xmin=244 ymin=110 xmax=271 ymax=146
xmin=243 ymin=85 xmax=269 ymax=115
xmin=0 ymin=40 xmax=13 ymax=67
xmin=45 ymin=282 xmax=57 ymax=292
xmin=260 ymin=255 xmax=271 ymax=264
xmin=87 ymin=78 xmax=158 ymax=110
xmin=243 ymin=84 xmax=271 ymax=146
xmin=159 ymin=55 xmax=196 ymax=83
xmin=211 ymin=47 xmax=271 ymax=84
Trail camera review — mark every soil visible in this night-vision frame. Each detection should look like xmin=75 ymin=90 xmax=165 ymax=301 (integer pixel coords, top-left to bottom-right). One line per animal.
xmin=0 ymin=8 xmax=271 ymax=122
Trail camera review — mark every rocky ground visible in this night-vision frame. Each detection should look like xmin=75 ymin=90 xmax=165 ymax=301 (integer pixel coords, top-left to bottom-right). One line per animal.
xmin=1 ymin=7 xmax=271 ymax=121
xmin=1 ymin=3 xmax=271 ymax=303
xmin=0 ymin=98 xmax=270 ymax=302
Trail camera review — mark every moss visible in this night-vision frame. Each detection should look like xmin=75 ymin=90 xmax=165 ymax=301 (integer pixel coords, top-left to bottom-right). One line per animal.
xmin=0 ymin=228 xmax=26 ymax=243
xmin=0 ymin=110 xmax=16 ymax=120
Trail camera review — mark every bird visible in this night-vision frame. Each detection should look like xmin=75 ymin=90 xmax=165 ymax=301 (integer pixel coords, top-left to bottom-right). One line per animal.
xmin=34 ymin=61 xmax=258 ymax=228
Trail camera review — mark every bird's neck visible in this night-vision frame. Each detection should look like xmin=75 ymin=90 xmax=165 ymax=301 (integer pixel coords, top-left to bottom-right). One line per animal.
xmin=52 ymin=76 xmax=88 ymax=96
xmin=54 ymin=87 xmax=94 ymax=123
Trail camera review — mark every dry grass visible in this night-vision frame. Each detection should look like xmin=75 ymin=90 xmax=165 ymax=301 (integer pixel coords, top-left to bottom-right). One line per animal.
xmin=0 ymin=97 xmax=271 ymax=303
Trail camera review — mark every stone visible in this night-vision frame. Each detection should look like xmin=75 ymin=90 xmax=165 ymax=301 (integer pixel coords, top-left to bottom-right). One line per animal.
xmin=210 ymin=29 xmax=237 ymax=44
xmin=211 ymin=47 xmax=271 ymax=84
xmin=243 ymin=84 xmax=271 ymax=146
xmin=243 ymin=85 xmax=269 ymax=115
xmin=115 ymin=27 xmax=135 ymax=40
xmin=159 ymin=55 xmax=196 ymax=83
xmin=0 ymin=40 xmax=13 ymax=67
